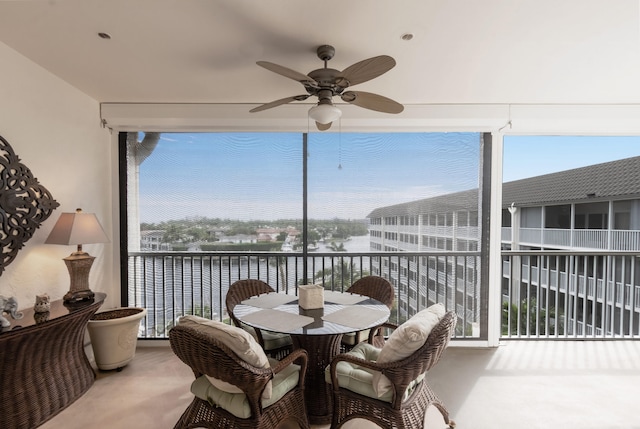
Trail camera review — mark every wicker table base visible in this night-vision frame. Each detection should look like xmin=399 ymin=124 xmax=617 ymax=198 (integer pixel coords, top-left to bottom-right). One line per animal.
xmin=291 ymin=333 xmax=343 ymax=425
xmin=0 ymin=293 xmax=105 ymax=429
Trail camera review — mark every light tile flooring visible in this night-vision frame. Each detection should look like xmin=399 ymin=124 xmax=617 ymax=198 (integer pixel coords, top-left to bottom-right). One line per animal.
xmin=40 ymin=340 xmax=640 ymax=429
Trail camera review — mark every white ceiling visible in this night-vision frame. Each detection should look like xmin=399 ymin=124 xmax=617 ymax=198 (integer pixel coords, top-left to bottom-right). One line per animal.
xmin=1 ymin=0 xmax=639 ymax=112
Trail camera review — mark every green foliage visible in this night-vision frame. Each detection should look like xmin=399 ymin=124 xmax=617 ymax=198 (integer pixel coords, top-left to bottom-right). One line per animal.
xmin=325 ymin=219 xmax=368 ymax=238
xmin=313 ymin=261 xmax=369 ymax=290
xmin=502 ymin=298 xmax=563 ymax=336
xmin=227 ymin=223 xmax=261 ymax=236
xmin=200 ymin=242 xmax=282 ymax=251
xmin=163 ymin=223 xmax=184 ymax=243
xmin=307 ymin=229 xmax=321 ymax=244
xmin=140 ymin=216 xmax=369 ymax=249
xmin=328 ymin=241 xmax=346 ymax=252
xmin=192 ymin=304 xmax=214 ymax=319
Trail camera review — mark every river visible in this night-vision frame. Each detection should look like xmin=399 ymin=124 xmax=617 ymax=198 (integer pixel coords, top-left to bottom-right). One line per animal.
xmin=136 ymin=234 xmax=374 ymax=336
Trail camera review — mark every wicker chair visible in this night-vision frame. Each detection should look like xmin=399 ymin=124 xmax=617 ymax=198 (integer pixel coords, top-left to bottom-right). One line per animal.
xmin=328 ymin=310 xmax=457 ymax=429
xmin=169 ymin=321 xmax=310 ymax=429
xmin=226 ymin=279 xmax=293 ymax=359
xmin=341 ymin=275 xmax=395 ymax=350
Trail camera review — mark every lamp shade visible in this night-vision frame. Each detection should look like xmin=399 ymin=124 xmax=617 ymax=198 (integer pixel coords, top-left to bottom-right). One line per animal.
xmin=45 ymin=208 xmax=109 ymax=246
xmin=308 ymin=104 xmax=342 ymax=124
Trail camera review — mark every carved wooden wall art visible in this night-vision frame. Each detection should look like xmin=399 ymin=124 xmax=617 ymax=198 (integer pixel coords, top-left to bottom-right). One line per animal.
xmin=0 ymin=134 xmax=59 ymax=275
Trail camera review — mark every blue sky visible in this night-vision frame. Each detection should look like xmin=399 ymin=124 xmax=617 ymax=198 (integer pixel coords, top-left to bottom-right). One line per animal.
xmin=137 ymin=133 xmax=640 ymax=223
xmin=502 ymin=135 xmax=640 ymax=182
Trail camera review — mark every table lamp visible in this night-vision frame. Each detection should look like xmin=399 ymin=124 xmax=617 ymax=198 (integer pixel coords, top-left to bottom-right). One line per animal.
xmin=45 ymin=208 xmax=109 ymax=303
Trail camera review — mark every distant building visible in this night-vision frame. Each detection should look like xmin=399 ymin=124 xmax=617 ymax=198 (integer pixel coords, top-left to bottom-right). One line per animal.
xmin=206 ymin=227 xmax=228 ymax=241
xmin=255 ymin=226 xmax=300 ymax=242
xmin=140 ymin=230 xmax=170 ymax=251
xmin=257 ymin=233 xmax=275 ymax=242
xmin=218 ymin=234 xmax=258 ymax=244
xmin=256 ymin=227 xmax=281 ymax=242
xmin=368 ymin=156 xmax=640 ymax=335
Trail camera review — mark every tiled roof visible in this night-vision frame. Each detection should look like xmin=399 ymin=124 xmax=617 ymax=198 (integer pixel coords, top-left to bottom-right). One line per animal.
xmin=367 ymin=189 xmax=478 ymax=218
xmin=503 ymin=155 xmax=640 ymax=207
xmin=367 ymin=156 xmax=640 ymax=217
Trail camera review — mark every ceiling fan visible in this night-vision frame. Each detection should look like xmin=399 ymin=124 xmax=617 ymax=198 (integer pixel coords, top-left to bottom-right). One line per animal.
xmin=250 ymin=45 xmax=404 ymax=131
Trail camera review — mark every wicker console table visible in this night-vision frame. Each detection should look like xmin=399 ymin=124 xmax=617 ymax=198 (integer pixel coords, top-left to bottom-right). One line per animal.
xmin=0 ymin=293 xmax=105 ymax=429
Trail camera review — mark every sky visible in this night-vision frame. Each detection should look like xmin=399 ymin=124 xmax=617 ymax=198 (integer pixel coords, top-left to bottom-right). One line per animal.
xmin=502 ymin=135 xmax=640 ymax=182
xmin=136 ymin=133 xmax=640 ymax=223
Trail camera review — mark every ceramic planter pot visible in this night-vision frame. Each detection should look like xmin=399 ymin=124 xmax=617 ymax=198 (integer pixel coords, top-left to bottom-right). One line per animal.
xmin=87 ymin=307 xmax=147 ymax=371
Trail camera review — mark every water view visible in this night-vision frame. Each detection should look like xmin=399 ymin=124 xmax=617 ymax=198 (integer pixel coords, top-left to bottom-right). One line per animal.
xmin=128 ymin=132 xmax=640 ymax=339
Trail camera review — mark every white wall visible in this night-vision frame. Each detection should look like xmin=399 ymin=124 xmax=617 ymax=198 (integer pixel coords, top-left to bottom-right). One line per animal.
xmin=0 ymin=42 xmax=119 ymax=310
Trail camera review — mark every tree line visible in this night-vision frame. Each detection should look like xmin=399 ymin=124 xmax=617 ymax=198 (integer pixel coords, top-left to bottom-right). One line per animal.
xmin=141 ymin=216 xmax=369 ymax=245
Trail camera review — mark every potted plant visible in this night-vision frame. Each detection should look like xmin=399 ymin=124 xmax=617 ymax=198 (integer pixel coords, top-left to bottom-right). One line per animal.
xmin=87 ymin=307 xmax=147 ymax=371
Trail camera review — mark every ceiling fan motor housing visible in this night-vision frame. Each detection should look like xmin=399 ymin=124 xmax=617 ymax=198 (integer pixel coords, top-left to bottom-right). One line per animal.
xmin=316 ymin=45 xmax=335 ymax=62
xmin=306 ymin=69 xmax=344 ymax=99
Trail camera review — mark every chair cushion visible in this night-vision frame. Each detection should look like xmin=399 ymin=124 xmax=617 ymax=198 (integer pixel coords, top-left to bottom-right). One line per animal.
xmin=325 ymin=342 xmax=393 ymax=402
xmin=325 ymin=342 xmax=425 ymax=403
xmin=372 ymin=303 xmax=446 ymax=397
xmin=340 ymin=329 xmax=371 ymax=346
xmin=178 ymin=315 xmax=273 ymax=399
xmin=241 ymin=323 xmax=293 ymax=351
xmin=261 ymin=330 xmax=293 ymax=350
xmin=190 ymin=358 xmax=301 ymax=419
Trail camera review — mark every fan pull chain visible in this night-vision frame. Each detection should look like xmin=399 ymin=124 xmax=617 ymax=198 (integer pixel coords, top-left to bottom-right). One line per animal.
xmin=338 ymin=118 xmax=342 ymax=170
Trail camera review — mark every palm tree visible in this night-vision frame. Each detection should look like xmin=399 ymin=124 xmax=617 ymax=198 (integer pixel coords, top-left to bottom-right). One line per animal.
xmin=328 ymin=241 xmax=346 ymax=252
xmin=268 ymin=255 xmax=289 ymax=291
xmin=502 ymin=298 xmax=562 ymax=336
xmin=313 ymin=260 xmax=369 ymax=290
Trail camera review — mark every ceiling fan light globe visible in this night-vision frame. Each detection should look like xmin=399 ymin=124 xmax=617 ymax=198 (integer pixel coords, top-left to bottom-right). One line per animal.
xmin=308 ymin=104 xmax=342 ymax=124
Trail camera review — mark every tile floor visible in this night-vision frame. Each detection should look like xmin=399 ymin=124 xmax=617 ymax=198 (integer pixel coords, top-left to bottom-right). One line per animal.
xmin=39 ymin=340 xmax=640 ymax=429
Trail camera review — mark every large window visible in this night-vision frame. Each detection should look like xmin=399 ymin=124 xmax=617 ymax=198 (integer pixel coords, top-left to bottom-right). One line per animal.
xmin=123 ymin=131 xmax=484 ymax=337
xmin=127 ymin=132 xmax=480 ymax=253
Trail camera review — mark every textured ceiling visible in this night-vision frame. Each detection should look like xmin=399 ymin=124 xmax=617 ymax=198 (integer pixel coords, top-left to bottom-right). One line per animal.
xmin=0 ymin=0 xmax=639 ymax=110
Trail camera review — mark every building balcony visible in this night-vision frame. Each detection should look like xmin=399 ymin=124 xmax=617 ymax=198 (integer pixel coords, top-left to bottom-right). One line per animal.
xmin=502 ymin=227 xmax=640 ymax=251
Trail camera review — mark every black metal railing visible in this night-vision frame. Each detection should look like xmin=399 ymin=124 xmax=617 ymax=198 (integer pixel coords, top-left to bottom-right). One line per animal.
xmin=126 ymin=249 xmax=640 ymax=340
xmin=127 ymin=251 xmax=481 ymax=339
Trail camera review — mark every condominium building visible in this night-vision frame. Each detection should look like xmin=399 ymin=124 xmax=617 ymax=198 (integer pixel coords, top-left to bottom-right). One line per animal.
xmin=368 ymin=156 xmax=640 ymax=337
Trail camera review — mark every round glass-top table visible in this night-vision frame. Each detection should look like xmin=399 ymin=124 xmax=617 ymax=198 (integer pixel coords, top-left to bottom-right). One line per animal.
xmin=234 ymin=290 xmax=390 ymax=425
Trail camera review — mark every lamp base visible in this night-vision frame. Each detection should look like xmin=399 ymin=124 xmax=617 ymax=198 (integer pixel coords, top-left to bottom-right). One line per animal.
xmin=62 ymin=252 xmax=96 ymax=304
xmin=63 ymin=289 xmax=95 ymax=303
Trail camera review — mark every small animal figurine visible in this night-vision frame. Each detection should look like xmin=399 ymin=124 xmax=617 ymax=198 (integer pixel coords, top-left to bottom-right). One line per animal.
xmin=0 ymin=295 xmax=23 ymax=328
xmin=34 ymin=311 xmax=50 ymax=324
xmin=34 ymin=293 xmax=51 ymax=313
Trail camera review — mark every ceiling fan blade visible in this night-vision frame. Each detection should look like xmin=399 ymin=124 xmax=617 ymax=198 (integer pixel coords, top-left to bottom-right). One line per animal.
xmin=341 ymin=91 xmax=404 ymax=114
xmin=250 ymin=95 xmax=310 ymax=113
xmin=256 ymin=61 xmax=317 ymax=85
xmin=316 ymin=122 xmax=332 ymax=131
xmin=337 ymin=55 xmax=396 ymax=87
